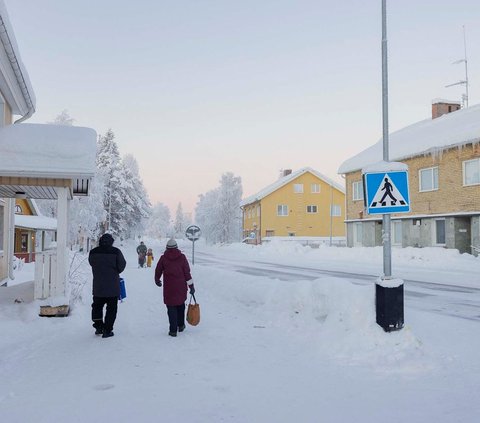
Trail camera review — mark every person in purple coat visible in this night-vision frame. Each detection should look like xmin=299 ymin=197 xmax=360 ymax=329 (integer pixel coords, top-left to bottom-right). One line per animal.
xmin=154 ymin=238 xmax=195 ymax=337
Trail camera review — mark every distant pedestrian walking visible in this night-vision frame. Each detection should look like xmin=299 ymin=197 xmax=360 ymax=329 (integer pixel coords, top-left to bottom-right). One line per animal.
xmin=380 ymin=177 xmax=397 ymax=204
xmin=88 ymin=233 xmax=126 ymax=338
xmin=154 ymin=239 xmax=195 ymax=337
xmin=137 ymin=241 xmax=147 ymax=268
xmin=146 ymin=248 xmax=154 ymax=268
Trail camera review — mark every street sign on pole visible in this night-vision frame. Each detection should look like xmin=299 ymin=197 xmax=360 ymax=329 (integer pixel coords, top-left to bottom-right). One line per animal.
xmin=185 ymin=225 xmax=201 ymax=265
xmin=364 ymin=170 xmax=410 ymax=215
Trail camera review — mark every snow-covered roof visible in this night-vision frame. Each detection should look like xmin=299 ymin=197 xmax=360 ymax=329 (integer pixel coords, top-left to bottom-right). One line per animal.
xmin=15 ymin=214 xmax=56 ymax=231
xmin=0 ymin=1 xmax=36 ymax=115
xmin=240 ymin=167 xmax=345 ymax=207
xmin=0 ymin=123 xmax=97 ymax=178
xmin=338 ymin=104 xmax=480 ymax=174
xmin=362 ymin=160 xmax=408 ymax=174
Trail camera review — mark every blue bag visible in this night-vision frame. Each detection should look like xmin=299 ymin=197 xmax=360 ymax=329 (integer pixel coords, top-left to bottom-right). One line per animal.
xmin=119 ymin=278 xmax=127 ymax=301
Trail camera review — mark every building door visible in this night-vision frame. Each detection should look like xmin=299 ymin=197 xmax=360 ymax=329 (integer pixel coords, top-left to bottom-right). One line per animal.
xmin=392 ymin=221 xmax=402 ymax=246
xmin=353 ymin=223 xmax=363 ymax=247
xmin=434 ymin=219 xmax=446 ymax=246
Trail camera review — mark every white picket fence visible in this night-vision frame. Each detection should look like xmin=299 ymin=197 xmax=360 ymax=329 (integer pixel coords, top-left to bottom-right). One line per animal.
xmin=34 ymin=251 xmax=57 ymax=300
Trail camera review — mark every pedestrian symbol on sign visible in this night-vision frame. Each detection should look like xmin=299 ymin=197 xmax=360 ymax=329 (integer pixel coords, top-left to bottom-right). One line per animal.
xmin=364 ymin=170 xmax=410 ymax=215
xmin=370 ymin=176 xmax=406 ymax=207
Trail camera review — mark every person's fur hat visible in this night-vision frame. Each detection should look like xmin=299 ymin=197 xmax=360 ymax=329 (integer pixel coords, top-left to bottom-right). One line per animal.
xmin=166 ymin=238 xmax=178 ymax=249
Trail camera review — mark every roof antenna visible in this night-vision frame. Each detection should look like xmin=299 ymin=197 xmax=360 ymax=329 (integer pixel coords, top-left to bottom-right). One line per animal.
xmin=445 ymin=25 xmax=469 ymax=108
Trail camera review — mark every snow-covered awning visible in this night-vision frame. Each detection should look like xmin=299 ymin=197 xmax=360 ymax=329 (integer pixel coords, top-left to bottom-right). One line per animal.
xmin=0 ymin=123 xmax=97 ymax=199
xmin=15 ymin=214 xmax=57 ymax=231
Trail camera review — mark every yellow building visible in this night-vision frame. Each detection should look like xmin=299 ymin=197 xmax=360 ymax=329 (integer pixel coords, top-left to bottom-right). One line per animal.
xmin=240 ymin=168 xmax=346 ymax=244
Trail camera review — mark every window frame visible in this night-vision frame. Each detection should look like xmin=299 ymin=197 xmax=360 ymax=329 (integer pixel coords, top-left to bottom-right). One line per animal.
xmin=418 ymin=166 xmax=439 ymax=192
xmin=311 ymin=183 xmax=320 ymax=194
xmin=352 ymin=181 xmax=364 ymax=201
xmin=306 ymin=205 xmax=318 ymax=214
xmin=293 ymin=184 xmax=304 ymax=194
xmin=463 ymin=158 xmax=480 ymax=186
xmin=330 ymin=204 xmax=341 ymax=217
xmin=277 ymin=204 xmax=288 ymax=216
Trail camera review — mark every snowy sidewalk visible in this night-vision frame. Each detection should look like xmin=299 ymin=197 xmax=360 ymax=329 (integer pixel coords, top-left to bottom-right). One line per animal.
xmin=0 ymin=241 xmax=479 ymax=422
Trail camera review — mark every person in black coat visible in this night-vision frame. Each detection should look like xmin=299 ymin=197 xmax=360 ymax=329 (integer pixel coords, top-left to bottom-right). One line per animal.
xmin=88 ymin=233 xmax=126 ymax=338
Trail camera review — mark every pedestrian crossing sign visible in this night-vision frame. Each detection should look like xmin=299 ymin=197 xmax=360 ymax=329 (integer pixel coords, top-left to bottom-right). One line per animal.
xmin=364 ymin=171 xmax=410 ymax=215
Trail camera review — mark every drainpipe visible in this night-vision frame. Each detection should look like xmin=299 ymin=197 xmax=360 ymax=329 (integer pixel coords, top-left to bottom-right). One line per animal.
xmin=7 ymin=198 xmax=15 ymax=280
xmin=0 ymin=15 xmax=35 ymax=123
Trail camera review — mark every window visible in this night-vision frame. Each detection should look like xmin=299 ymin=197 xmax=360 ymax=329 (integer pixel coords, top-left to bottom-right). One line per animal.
xmin=306 ymin=205 xmax=317 ymax=213
xmin=330 ymin=205 xmax=341 ymax=216
xmin=277 ymin=205 xmax=288 ymax=216
xmin=392 ymin=221 xmax=402 ymax=245
xmin=419 ymin=167 xmax=438 ymax=192
xmin=311 ymin=184 xmax=320 ymax=193
xmin=352 ymin=181 xmax=364 ymax=201
xmin=434 ymin=219 xmax=446 ymax=245
xmin=265 ymin=230 xmax=275 ymax=237
xmin=463 ymin=158 xmax=480 ymax=186
xmin=293 ymin=184 xmax=304 ymax=193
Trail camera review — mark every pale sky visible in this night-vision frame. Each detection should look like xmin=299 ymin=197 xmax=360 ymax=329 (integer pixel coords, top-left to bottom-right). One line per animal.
xmin=5 ymin=0 xmax=480 ymax=215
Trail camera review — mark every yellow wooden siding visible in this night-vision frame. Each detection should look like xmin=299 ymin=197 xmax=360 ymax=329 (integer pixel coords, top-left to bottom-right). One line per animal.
xmin=15 ymin=199 xmax=34 ymax=215
xmin=244 ymin=172 xmax=345 ymax=238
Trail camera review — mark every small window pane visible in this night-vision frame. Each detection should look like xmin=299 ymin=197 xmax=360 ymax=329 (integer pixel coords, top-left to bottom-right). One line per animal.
xmin=419 ymin=167 xmax=438 ymax=191
xmin=464 ymin=159 xmax=480 ymax=185
xmin=306 ymin=205 xmax=317 ymax=213
xmin=311 ymin=184 xmax=320 ymax=193
xmin=330 ymin=205 xmax=341 ymax=216
xmin=293 ymin=184 xmax=304 ymax=193
xmin=277 ymin=205 xmax=288 ymax=216
xmin=353 ymin=181 xmax=364 ymax=201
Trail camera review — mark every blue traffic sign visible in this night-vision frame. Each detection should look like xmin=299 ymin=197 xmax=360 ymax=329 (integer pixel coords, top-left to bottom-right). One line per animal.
xmin=364 ymin=171 xmax=410 ymax=215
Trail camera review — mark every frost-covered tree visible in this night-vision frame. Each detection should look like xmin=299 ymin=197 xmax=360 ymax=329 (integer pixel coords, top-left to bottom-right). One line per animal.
xmin=120 ymin=156 xmax=151 ymax=239
xmin=48 ymin=109 xmax=75 ymax=126
xmin=195 ymin=172 xmax=243 ymax=244
xmin=96 ymin=131 xmax=151 ymax=238
xmin=96 ymin=129 xmax=128 ymax=236
xmin=146 ymin=202 xmax=171 ymax=239
xmin=174 ymin=202 xmax=185 ymax=237
xmin=195 ymin=189 xmax=220 ymax=244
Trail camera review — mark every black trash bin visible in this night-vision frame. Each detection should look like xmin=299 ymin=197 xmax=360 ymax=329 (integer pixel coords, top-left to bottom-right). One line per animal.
xmin=376 ymin=282 xmax=404 ymax=332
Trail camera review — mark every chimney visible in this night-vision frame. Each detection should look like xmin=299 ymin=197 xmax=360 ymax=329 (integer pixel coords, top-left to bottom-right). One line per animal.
xmin=281 ymin=169 xmax=292 ymax=177
xmin=432 ymin=99 xmax=461 ymax=119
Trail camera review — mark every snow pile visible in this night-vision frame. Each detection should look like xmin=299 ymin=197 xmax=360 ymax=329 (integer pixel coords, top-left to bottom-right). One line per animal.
xmin=195 ymin=265 xmax=428 ymax=373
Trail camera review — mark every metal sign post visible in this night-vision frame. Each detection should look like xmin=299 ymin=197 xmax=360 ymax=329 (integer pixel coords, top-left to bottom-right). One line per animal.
xmin=359 ymin=0 xmax=408 ymax=332
xmin=381 ymin=0 xmax=391 ymax=280
xmin=185 ymin=225 xmax=201 ymax=265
